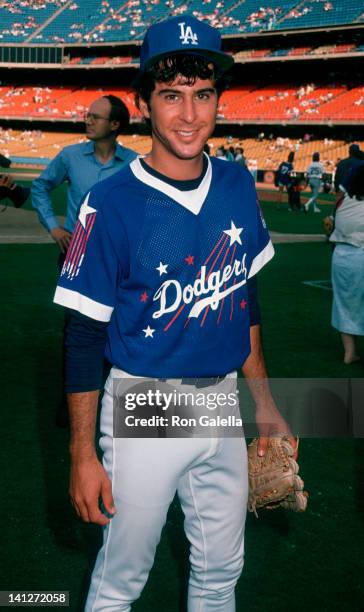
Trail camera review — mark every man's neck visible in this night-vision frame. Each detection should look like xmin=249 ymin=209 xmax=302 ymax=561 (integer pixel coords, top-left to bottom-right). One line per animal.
xmin=140 ymin=155 xmax=208 ymax=191
xmin=145 ymin=147 xmax=204 ymax=180
xmin=93 ymin=139 xmax=117 ymax=164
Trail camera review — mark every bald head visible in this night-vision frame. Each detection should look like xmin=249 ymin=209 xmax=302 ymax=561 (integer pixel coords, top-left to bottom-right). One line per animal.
xmin=85 ymin=96 xmax=129 ymax=142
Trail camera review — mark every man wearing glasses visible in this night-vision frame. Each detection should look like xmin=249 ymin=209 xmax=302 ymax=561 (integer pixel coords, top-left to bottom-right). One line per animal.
xmin=32 ymin=95 xmax=136 ymax=426
xmin=32 ymin=95 xmax=136 ymax=255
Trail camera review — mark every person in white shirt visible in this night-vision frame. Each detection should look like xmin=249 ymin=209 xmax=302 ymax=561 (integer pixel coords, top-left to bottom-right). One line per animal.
xmin=329 ymin=164 xmax=364 ymax=364
xmin=305 ymin=152 xmax=324 ymax=213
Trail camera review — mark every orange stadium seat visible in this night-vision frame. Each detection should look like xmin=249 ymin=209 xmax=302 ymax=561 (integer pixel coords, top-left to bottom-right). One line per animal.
xmin=1 ymin=83 xmax=364 ymax=123
xmin=218 ymin=84 xmax=364 ymax=122
xmin=250 ymin=49 xmax=271 ymax=58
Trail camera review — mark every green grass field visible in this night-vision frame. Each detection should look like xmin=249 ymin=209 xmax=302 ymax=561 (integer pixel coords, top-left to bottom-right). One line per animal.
xmin=0 ymin=184 xmax=363 ymax=611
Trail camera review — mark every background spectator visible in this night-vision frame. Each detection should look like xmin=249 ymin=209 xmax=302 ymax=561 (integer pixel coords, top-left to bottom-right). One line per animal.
xmin=226 ymin=146 xmax=235 ymax=161
xmin=31 ymin=94 xmax=136 ymax=427
xmin=330 ymin=164 xmax=364 ymax=364
xmin=305 ymin=151 xmax=324 ymax=212
xmin=275 ymin=151 xmax=295 ymax=210
xmin=235 ymin=146 xmax=246 ymax=167
xmin=334 ymin=143 xmax=364 ymax=192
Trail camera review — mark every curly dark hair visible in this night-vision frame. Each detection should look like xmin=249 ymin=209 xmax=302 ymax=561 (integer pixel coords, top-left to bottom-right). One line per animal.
xmin=133 ymin=53 xmax=229 ymax=111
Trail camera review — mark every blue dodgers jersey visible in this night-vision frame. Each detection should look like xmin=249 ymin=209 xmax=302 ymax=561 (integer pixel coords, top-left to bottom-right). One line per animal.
xmin=54 ymin=155 xmax=274 ymax=378
xmin=277 ymin=161 xmax=293 ymax=186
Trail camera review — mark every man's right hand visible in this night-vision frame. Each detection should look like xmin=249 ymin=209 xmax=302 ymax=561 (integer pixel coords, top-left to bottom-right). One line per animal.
xmin=70 ymin=456 xmax=116 ymax=525
xmin=50 ymin=227 xmax=72 ymax=253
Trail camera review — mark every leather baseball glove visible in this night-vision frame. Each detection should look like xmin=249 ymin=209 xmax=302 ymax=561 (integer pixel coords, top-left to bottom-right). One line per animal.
xmin=247 ymin=435 xmax=308 ymax=516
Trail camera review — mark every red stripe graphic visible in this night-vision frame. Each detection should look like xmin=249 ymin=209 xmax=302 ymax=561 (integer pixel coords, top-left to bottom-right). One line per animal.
xmin=203 ymin=233 xmax=225 ymax=267
xmin=219 ymin=241 xmax=231 ymax=271
xmin=164 ymin=304 xmax=186 ymax=332
xmin=74 ymin=215 xmax=96 ymax=278
xmin=63 ymin=221 xmax=82 ymax=272
xmin=69 ymin=223 xmax=86 ymax=272
xmin=230 ymin=278 xmax=237 ymax=321
xmin=207 ymin=235 xmax=228 ymax=276
xmin=66 ymin=220 xmax=85 ymax=271
xmin=200 ymin=305 xmax=209 ymax=327
xmin=62 ymin=214 xmax=96 ymax=280
xmin=165 ymin=233 xmax=226 ymax=330
xmin=217 ymin=244 xmax=237 ymax=325
xmin=200 ymin=235 xmax=230 ymax=327
xmin=73 ymin=215 xmax=92 ymax=268
xmin=184 ymin=296 xmax=200 ymax=329
xmin=163 ymin=230 xmax=239 ymax=332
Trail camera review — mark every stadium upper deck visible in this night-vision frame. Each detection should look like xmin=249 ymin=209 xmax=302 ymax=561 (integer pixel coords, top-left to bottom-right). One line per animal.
xmin=0 ymin=0 xmax=363 ymax=44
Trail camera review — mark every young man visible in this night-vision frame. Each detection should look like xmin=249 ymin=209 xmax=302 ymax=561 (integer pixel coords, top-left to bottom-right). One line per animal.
xmin=32 ymin=95 xmax=136 ymax=254
xmin=54 ymin=15 xmax=294 ymax=611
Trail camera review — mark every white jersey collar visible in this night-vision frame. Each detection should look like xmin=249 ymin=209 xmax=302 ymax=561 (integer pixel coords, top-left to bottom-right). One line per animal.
xmin=129 ymin=154 xmax=212 ymax=215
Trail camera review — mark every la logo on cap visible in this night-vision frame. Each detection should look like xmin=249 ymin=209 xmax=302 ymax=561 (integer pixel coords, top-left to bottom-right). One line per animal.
xmin=178 ymin=21 xmax=198 ymax=45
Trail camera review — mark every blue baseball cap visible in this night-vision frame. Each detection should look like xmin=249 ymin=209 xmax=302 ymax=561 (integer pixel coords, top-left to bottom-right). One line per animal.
xmin=140 ymin=14 xmax=234 ymax=74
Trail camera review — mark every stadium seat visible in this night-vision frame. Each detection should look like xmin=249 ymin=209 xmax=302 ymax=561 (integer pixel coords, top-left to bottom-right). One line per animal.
xmin=3 ymin=128 xmax=363 ymax=177
xmin=1 ymin=82 xmax=364 ymax=124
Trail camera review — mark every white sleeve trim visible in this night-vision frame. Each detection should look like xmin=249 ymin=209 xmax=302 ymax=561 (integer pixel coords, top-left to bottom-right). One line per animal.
xmin=54 ymin=286 xmax=113 ymax=322
xmin=248 ymin=240 xmax=275 ymax=278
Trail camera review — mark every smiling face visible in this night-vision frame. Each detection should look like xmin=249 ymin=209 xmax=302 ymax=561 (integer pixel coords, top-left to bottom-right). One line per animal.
xmin=138 ymin=75 xmax=218 ymax=177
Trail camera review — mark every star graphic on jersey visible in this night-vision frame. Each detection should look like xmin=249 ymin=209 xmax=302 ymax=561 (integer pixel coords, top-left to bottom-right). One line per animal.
xmin=78 ymin=192 xmax=97 ymax=228
xmin=156 ymin=261 xmax=168 ymax=276
xmin=140 ymin=291 xmax=148 ymax=303
xmin=224 ymin=221 xmax=243 ymax=246
xmin=185 ymin=255 xmax=195 ymax=265
xmin=143 ymin=325 xmax=155 ymax=338
xmin=240 ymin=299 xmax=247 ymax=309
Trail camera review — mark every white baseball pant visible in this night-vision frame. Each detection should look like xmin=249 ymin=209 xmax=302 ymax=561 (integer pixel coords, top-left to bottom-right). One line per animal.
xmin=85 ymin=370 xmax=248 ymax=612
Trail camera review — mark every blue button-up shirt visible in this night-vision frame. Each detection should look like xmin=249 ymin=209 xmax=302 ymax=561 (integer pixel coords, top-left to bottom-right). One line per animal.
xmin=31 ymin=140 xmax=137 ymax=233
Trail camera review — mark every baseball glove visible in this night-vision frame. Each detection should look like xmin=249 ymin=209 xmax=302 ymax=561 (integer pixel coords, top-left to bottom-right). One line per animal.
xmin=247 ymin=435 xmax=308 ymax=516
